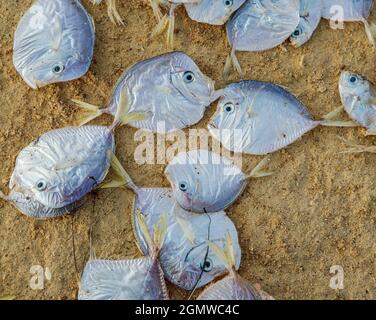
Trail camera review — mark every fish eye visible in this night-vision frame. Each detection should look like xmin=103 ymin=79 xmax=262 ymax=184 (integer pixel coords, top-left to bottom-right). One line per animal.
xmin=36 ymin=180 xmax=47 ymax=191
xmin=349 ymin=76 xmax=358 ymax=83
xmin=201 ymin=258 xmax=213 ymax=272
xmin=224 ymin=0 xmax=233 ymax=7
xmin=183 ymin=71 xmax=195 ymax=83
xmin=179 ymin=182 xmax=188 ymax=192
xmin=293 ymin=29 xmax=301 ymax=36
xmin=223 ymin=103 xmax=235 ymax=114
xmin=52 ymin=63 xmax=65 ymax=74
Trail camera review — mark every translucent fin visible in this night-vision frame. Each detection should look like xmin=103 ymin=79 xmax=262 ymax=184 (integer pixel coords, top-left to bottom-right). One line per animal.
xmin=207 ymin=232 xmax=236 ymax=272
xmin=0 ymin=190 xmax=8 ymax=200
xmin=176 ymin=216 xmax=195 ymax=244
xmin=339 ymin=137 xmax=376 ymax=154
xmin=149 ymin=0 xmax=163 ymax=21
xmin=166 ymin=7 xmax=176 ymax=49
xmin=152 ymin=15 xmax=169 ymax=37
xmin=322 ymin=106 xmax=344 ymax=120
xmin=245 ymin=157 xmax=273 ymax=179
xmin=136 ymin=212 xmax=154 ymax=254
xmin=72 ymin=100 xmax=104 ymax=126
xmin=363 ymin=19 xmax=376 ymax=49
xmin=107 ymin=0 xmax=124 ymax=26
xmin=153 ymin=213 xmax=168 ymax=255
xmin=223 ymin=48 xmax=243 ymax=79
xmin=320 ymin=120 xmax=358 ymax=127
xmin=100 ymin=150 xmax=138 ymax=191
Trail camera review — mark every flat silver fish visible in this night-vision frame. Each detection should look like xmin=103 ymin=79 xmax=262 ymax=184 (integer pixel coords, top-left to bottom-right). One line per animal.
xmin=208 ymin=80 xmax=356 ymax=155
xmin=91 ymin=0 xmax=124 ymax=25
xmin=225 ymin=0 xmax=300 ymax=77
xmin=75 ymin=52 xmax=220 ymax=133
xmin=13 ymin=0 xmax=95 ymax=89
xmin=339 ymin=71 xmax=376 ymax=135
xmin=0 ymin=96 xmax=144 ymax=219
xmin=290 ymin=0 xmax=323 ymax=47
xmin=197 ymin=234 xmax=274 ymax=300
xmin=164 ymin=149 xmax=272 ymax=213
xmin=78 ymin=213 xmax=169 ymax=300
xmin=99 ymin=155 xmax=242 ymax=290
xmin=321 ymin=0 xmax=375 ymax=48
xmin=151 ymin=0 xmax=246 ymax=47
xmin=132 ymin=188 xmax=241 ymax=290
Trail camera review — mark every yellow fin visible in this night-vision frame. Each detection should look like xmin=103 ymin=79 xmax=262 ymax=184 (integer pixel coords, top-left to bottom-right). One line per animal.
xmin=176 ymin=216 xmax=195 ymax=244
xmin=153 ymin=213 xmax=168 ymax=253
xmin=136 ymin=212 xmax=153 ymax=253
xmin=107 ymin=0 xmax=124 ymax=26
xmin=245 ymin=157 xmax=274 ymax=179
xmin=72 ymin=99 xmax=104 ymax=126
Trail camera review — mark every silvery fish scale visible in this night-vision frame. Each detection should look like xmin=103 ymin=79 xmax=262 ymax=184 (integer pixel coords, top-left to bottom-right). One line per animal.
xmin=104 ymin=52 xmax=216 ymax=133
xmin=78 ymin=257 xmax=169 ymax=300
xmin=9 ymin=126 xmax=114 ymax=218
xmin=13 ymin=0 xmax=95 ymax=89
xmin=322 ymin=0 xmax=374 ymax=21
xmin=165 ymin=150 xmax=247 ymax=213
xmin=339 ymin=71 xmax=376 ymax=134
xmin=184 ymin=0 xmax=247 ymax=25
xmin=208 ymin=81 xmax=319 ymax=155
xmin=132 ymin=188 xmax=241 ymax=290
xmin=226 ymin=0 xmax=301 ymax=51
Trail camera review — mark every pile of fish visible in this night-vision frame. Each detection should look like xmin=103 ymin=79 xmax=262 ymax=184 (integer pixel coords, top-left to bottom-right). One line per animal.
xmin=1 ymin=0 xmax=375 ymax=300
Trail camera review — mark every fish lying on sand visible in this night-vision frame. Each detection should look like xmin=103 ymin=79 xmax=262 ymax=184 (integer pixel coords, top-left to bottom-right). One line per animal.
xmin=74 ymin=52 xmax=221 ymax=133
xmin=13 ymin=0 xmax=95 ymax=89
xmin=208 ymin=80 xmax=357 ymax=155
xmin=165 ymin=149 xmax=272 ymax=213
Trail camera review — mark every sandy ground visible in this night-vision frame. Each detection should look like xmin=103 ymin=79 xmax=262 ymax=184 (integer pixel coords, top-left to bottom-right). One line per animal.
xmin=0 ymin=0 xmax=375 ymax=300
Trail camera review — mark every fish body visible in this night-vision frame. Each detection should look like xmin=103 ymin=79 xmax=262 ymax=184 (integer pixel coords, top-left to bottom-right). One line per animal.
xmin=78 ymin=257 xmax=168 ymax=300
xmin=78 ymin=52 xmax=218 ymax=133
xmin=6 ymin=126 xmax=114 ymax=218
xmin=165 ymin=150 xmax=247 ymax=213
xmin=226 ymin=0 xmax=301 ymax=52
xmin=13 ymin=0 xmax=95 ymax=89
xmin=208 ymin=81 xmax=320 ymax=155
xmin=339 ymin=71 xmax=376 ymax=134
xmin=132 ymin=188 xmax=241 ymax=290
xmin=322 ymin=0 xmax=373 ymax=21
xmin=290 ymin=0 xmax=323 ymax=47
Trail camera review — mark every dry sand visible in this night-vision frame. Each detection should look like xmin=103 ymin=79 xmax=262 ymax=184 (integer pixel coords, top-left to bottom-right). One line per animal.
xmin=0 ymin=0 xmax=375 ymax=300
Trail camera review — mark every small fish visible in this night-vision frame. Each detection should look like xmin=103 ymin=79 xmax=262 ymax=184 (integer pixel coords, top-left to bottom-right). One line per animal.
xmin=78 ymin=213 xmax=169 ymax=300
xmin=91 ymin=0 xmax=124 ymax=25
xmin=208 ymin=80 xmax=357 ymax=155
xmin=290 ymin=0 xmax=323 ymax=47
xmin=74 ymin=52 xmax=220 ymax=133
xmin=99 ymin=155 xmax=242 ymax=290
xmin=339 ymin=71 xmax=376 ymax=135
xmin=132 ymin=188 xmax=241 ymax=290
xmin=13 ymin=0 xmax=95 ymax=89
xmin=321 ymin=0 xmax=376 ymax=48
xmin=197 ymin=234 xmax=274 ymax=300
xmin=151 ymin=0 xmax=246 ymax=47
xmin=0 ymin=92 xmax=145 ymax=219
xmin=164 ymin=149 xmax=272 ymax=213
xmin=225 ymin=0 xmax=301 ymax=77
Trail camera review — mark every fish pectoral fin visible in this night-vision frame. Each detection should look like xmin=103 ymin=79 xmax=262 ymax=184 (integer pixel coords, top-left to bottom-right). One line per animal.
xmin=245 ymin=157 xmax=274 ymax=179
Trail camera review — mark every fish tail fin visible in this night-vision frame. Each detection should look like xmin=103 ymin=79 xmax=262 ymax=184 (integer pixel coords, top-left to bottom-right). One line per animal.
xmin=207 ymin=232 xmax=236 ymax=273
xmin=149 ymin=0 xmax=163 ymax=21
xmin=111 ymin=89 xmax=149 ymax=131
xmin=152 ymin=14 xmax=169 ymax=37
xmin=107 ymin=0 xmax=124 ymax=26
xmin=99 ymin=150 xmax=138 ymax=191
xmin=363 ymin=19 xmax=376 ymax=50
xmin=223 ymin=48 xmax=243 ymax=79
xmin=245 ymin=157 xmax=274 ymax=179
xmin=320 ymin=107 xmax=358 ymax=127
xmin=0 ymin=190 xmax=8 ymax=201
xmin=72 ymin=99 xmax=105 ymax=126
xmin=338 ymin=136 xmax=376 ymax=154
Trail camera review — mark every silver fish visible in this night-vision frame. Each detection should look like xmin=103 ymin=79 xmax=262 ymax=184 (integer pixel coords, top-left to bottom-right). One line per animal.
xmin=197 ymin=234 xmax=274 ymax=300
xmin=321 ymin=0 xmax=375 ymax=48
xmin=339 ymin=71 xmax=376 ymax=135
xmin=13 ymin=0 xmax=95 ymax=89
xmin=208 ymin=80 xmax=356 ymax=155
xmin=151 ymin=0 xmax=246 ymax=47
xmin=290 ymin=0 xmax=323 ymax=47
xmin=74 ymin=52 xmax=220 ymax=133
xmin=132 ymin=188 xmax=241 ymax=290
xmin=91 ymin=0 xmax=124 ymax=25
xmin=78 ymin=213 xmax=169 ymax=300
xmin=225 ymin=0 xmax=301 ymax=77
xmin=99 ymin=155 xmax=242 ymax=290
xmin=164 ymin=149 xmax=272 ymax=213
xmin=0 ymin=96 xmax=145 ymax=219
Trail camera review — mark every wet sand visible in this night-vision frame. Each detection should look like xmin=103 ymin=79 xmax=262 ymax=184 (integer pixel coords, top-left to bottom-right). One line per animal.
xmin=0 ymin=0 xmax=375 ymax=299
